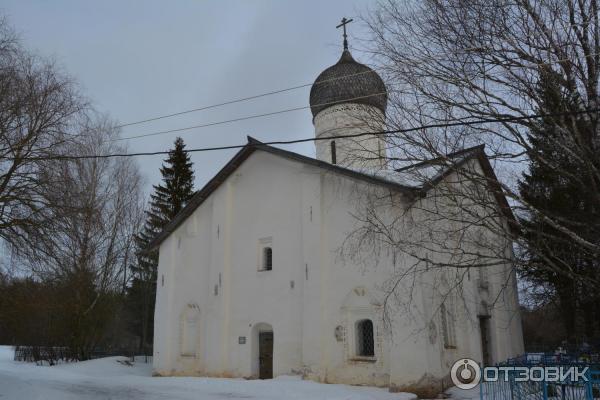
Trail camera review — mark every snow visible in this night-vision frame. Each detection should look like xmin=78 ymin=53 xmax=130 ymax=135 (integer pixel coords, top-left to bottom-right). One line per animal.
xmin=349 ymin=154 xmax=472 ymax=189
xmin=0 ymin=346 xmax=416 ymax=400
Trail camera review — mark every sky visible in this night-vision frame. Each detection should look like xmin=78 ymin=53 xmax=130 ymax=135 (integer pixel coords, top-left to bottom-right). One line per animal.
xmin=1 ymin=0 xmax=379 ymax=192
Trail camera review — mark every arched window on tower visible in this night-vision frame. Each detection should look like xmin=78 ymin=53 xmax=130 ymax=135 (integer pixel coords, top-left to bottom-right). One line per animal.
xmin=355 ymin=319 xmax=375 ymax=357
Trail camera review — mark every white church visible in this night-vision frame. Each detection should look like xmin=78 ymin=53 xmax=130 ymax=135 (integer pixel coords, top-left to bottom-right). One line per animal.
xmin=149 ymin=27 xmax=523 ymax=394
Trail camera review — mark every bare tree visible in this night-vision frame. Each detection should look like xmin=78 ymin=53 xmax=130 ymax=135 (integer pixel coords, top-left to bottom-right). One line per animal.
xmin=0 ymin=16 xmax=85 ymax=249
xmin=12 ymin=115 xmax=145 ymax=357
xmin=343 ymin=0 xmax=600 ymax=336
xmin=0 ymin=15 xmax=145 ymax=355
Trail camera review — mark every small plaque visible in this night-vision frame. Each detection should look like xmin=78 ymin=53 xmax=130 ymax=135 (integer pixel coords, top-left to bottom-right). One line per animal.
xmin=238 ymin=336 xmax=246 ymax=344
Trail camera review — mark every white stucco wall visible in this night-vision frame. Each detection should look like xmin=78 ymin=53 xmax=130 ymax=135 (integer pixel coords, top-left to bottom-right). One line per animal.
xmin=153 ymin=149 xmax=523 ymax=390
xmin=313 ymin=103 xmax=387 ymax=170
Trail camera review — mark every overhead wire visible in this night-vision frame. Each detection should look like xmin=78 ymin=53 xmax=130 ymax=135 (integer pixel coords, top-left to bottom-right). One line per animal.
xmin=14 ymin=107 xmax=599 ymax=161
xmin=114 ymin=91 xmax=388 ymax=141
xmin=114 ymin=68 xmax=381 ymax=129
xmin=114 ymin=46 xmax=600 ymax=131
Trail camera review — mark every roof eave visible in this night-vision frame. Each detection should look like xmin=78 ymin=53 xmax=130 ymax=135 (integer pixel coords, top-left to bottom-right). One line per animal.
xmin=413 ymin=146 xmax=519 ymax=235
xmin=144 ymin=141 xmax=257 ymax=253
xmin=145 ymin=137 xmax=418 ymax=253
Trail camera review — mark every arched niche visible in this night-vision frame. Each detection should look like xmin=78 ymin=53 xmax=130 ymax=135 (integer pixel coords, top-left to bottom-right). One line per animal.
xmin=179 ymin=304 xmax=200 ymax=358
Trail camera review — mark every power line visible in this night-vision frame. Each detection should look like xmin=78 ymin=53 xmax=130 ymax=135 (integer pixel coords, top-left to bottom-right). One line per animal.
xmin=21 ymin=107 xmax=599 ymax=161
xmin=115 ymin=68 xmax=380 ymax=129
xmin=114 ymin=91 xmax=388 ymax=141
xmin=115 ymin=46 xmax=598 ymax=130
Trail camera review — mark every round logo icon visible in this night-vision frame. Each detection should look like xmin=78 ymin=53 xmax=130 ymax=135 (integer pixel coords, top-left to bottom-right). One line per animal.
xmin=450 ymin=358 xmax=481 ymax=389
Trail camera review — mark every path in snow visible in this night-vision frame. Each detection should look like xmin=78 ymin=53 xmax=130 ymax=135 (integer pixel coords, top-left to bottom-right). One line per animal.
xmin=0 ymin=346 xmax=416 ymax=400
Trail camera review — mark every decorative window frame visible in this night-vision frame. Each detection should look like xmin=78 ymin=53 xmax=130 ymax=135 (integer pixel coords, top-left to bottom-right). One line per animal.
xmin=346 ymin=312 xmax=378 ymax=362
xmin=341 ymin=287 xmax=382 ymax=363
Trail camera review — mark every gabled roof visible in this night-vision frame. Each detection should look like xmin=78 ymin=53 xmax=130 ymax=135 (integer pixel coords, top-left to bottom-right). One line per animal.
xmin=146 ymin=137 xmax=417 ymax=251
xmin=146 ymin=138 xmax=516 ymax=251
xmin=393 ymin=144 xmax=517 ymax=233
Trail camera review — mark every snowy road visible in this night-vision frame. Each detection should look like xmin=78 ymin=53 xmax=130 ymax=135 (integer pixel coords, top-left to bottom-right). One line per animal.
xmin=0 ymin=347 xmax=415 ymax=400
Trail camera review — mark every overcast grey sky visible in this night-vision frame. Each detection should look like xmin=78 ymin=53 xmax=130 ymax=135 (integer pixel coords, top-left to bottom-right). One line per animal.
xmin=2 ymin=0 xmax=379 ymax=191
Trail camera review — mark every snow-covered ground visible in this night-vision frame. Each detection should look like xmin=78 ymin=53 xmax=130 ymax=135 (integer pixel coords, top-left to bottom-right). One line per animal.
xmin=0 ymin=346 xmax=416 ymax=400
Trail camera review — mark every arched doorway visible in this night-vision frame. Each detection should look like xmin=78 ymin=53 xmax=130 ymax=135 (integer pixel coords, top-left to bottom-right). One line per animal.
xmin=251 ymin=322 xmax=273 ymax=379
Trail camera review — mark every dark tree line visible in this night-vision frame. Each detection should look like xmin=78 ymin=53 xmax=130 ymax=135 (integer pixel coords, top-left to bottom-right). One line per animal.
xmin=0 ymin=135 xmax=196 ymax=356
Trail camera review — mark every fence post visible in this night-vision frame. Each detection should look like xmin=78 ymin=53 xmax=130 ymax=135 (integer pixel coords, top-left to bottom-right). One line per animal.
xmin=542 ymin=378 xmax=548 ymax=400
xmin=510 ymin=370 xmax=514 ymax=400
xmin=479 ymin=374 xmax=483 ymax=400
xmin=585 ymin=368 xmax=593 ymax=400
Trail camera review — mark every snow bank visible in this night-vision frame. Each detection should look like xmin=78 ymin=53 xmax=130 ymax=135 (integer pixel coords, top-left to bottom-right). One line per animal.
xmin=55 ymin=356 xmax=152 ymax=377
xmin=0 ymin=346 xmax=416 ymax=400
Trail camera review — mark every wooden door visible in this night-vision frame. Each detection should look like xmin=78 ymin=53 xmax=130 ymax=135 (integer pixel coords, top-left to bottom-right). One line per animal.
xmin=259 ymin=331 xmax=273 ymax=379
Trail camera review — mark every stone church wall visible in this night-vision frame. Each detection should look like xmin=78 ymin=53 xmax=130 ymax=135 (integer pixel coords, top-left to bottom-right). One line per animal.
xmin=152 ymin=150 xmax=523 ymax=394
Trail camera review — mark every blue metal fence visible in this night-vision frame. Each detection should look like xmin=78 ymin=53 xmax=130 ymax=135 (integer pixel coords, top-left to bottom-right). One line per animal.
xmin=480 ymin=354 xmax=600 ymax=400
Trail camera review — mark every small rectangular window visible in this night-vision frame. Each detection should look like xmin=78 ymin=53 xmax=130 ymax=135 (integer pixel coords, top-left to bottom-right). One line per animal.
xmin=258 ymin=237 xmax=273 ymax=271
xmin=356 ymin=319 xmax=375 ymax=357
xmin=263 ymin=247 xmax=272 ymax=271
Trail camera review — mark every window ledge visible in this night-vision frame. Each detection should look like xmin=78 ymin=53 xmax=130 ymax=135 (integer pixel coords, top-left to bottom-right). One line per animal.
xmin=350 ymin=356 xmax=377 ymax=363
xmin=444 ymin=345 xmax=457 ymax=350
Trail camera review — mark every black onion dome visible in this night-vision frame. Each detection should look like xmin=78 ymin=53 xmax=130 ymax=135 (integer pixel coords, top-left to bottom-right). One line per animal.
xmin=309 ymin=49 xmax=387 ymax=119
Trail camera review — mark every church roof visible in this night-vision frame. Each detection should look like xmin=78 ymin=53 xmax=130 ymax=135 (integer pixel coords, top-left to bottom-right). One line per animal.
xmin=309 ymin=50 xmax=387 ymax=118
xmin=390 ymin=144 xmax=517 ymax=233
xmin=146 ymin=138 xmax=514 ymax=251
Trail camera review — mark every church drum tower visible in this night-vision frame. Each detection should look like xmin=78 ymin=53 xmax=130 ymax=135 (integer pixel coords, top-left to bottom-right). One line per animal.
xmin=309 ymin=18 xmax=388 ymax=170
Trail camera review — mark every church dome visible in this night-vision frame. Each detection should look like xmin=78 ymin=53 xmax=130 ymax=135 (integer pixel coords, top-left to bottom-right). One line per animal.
xmin=309 ymin=49 xmax=387 ymax=119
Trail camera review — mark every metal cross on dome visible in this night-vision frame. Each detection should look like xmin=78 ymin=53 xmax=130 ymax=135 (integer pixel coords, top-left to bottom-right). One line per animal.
xmin=336 ymin=17 xmax=353 ymax=51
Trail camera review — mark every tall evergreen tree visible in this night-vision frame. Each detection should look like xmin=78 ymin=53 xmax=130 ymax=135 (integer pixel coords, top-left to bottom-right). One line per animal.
xmin=519 ymin=66 xmax=600 ymax=342
xmin=129 ymin=137 xmax=195 ymax=351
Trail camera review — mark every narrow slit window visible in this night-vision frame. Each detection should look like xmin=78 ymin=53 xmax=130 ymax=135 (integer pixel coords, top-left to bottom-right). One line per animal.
xmin=441 ymin=302 xmax=456 ymax=348
xmin=356 ymin=319 xmax=375 ymax=357
xmin=263 ymin=247 xmax=273 ymax=271
xmin=330 ymin=141 xmax=337 ymax=164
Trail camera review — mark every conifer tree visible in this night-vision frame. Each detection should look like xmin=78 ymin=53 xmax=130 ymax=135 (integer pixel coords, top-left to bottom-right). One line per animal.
xmin=519 ymin=66 xmax=600 ymax=341
xmin=129 ymin=137 xmax=195 ymax=351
